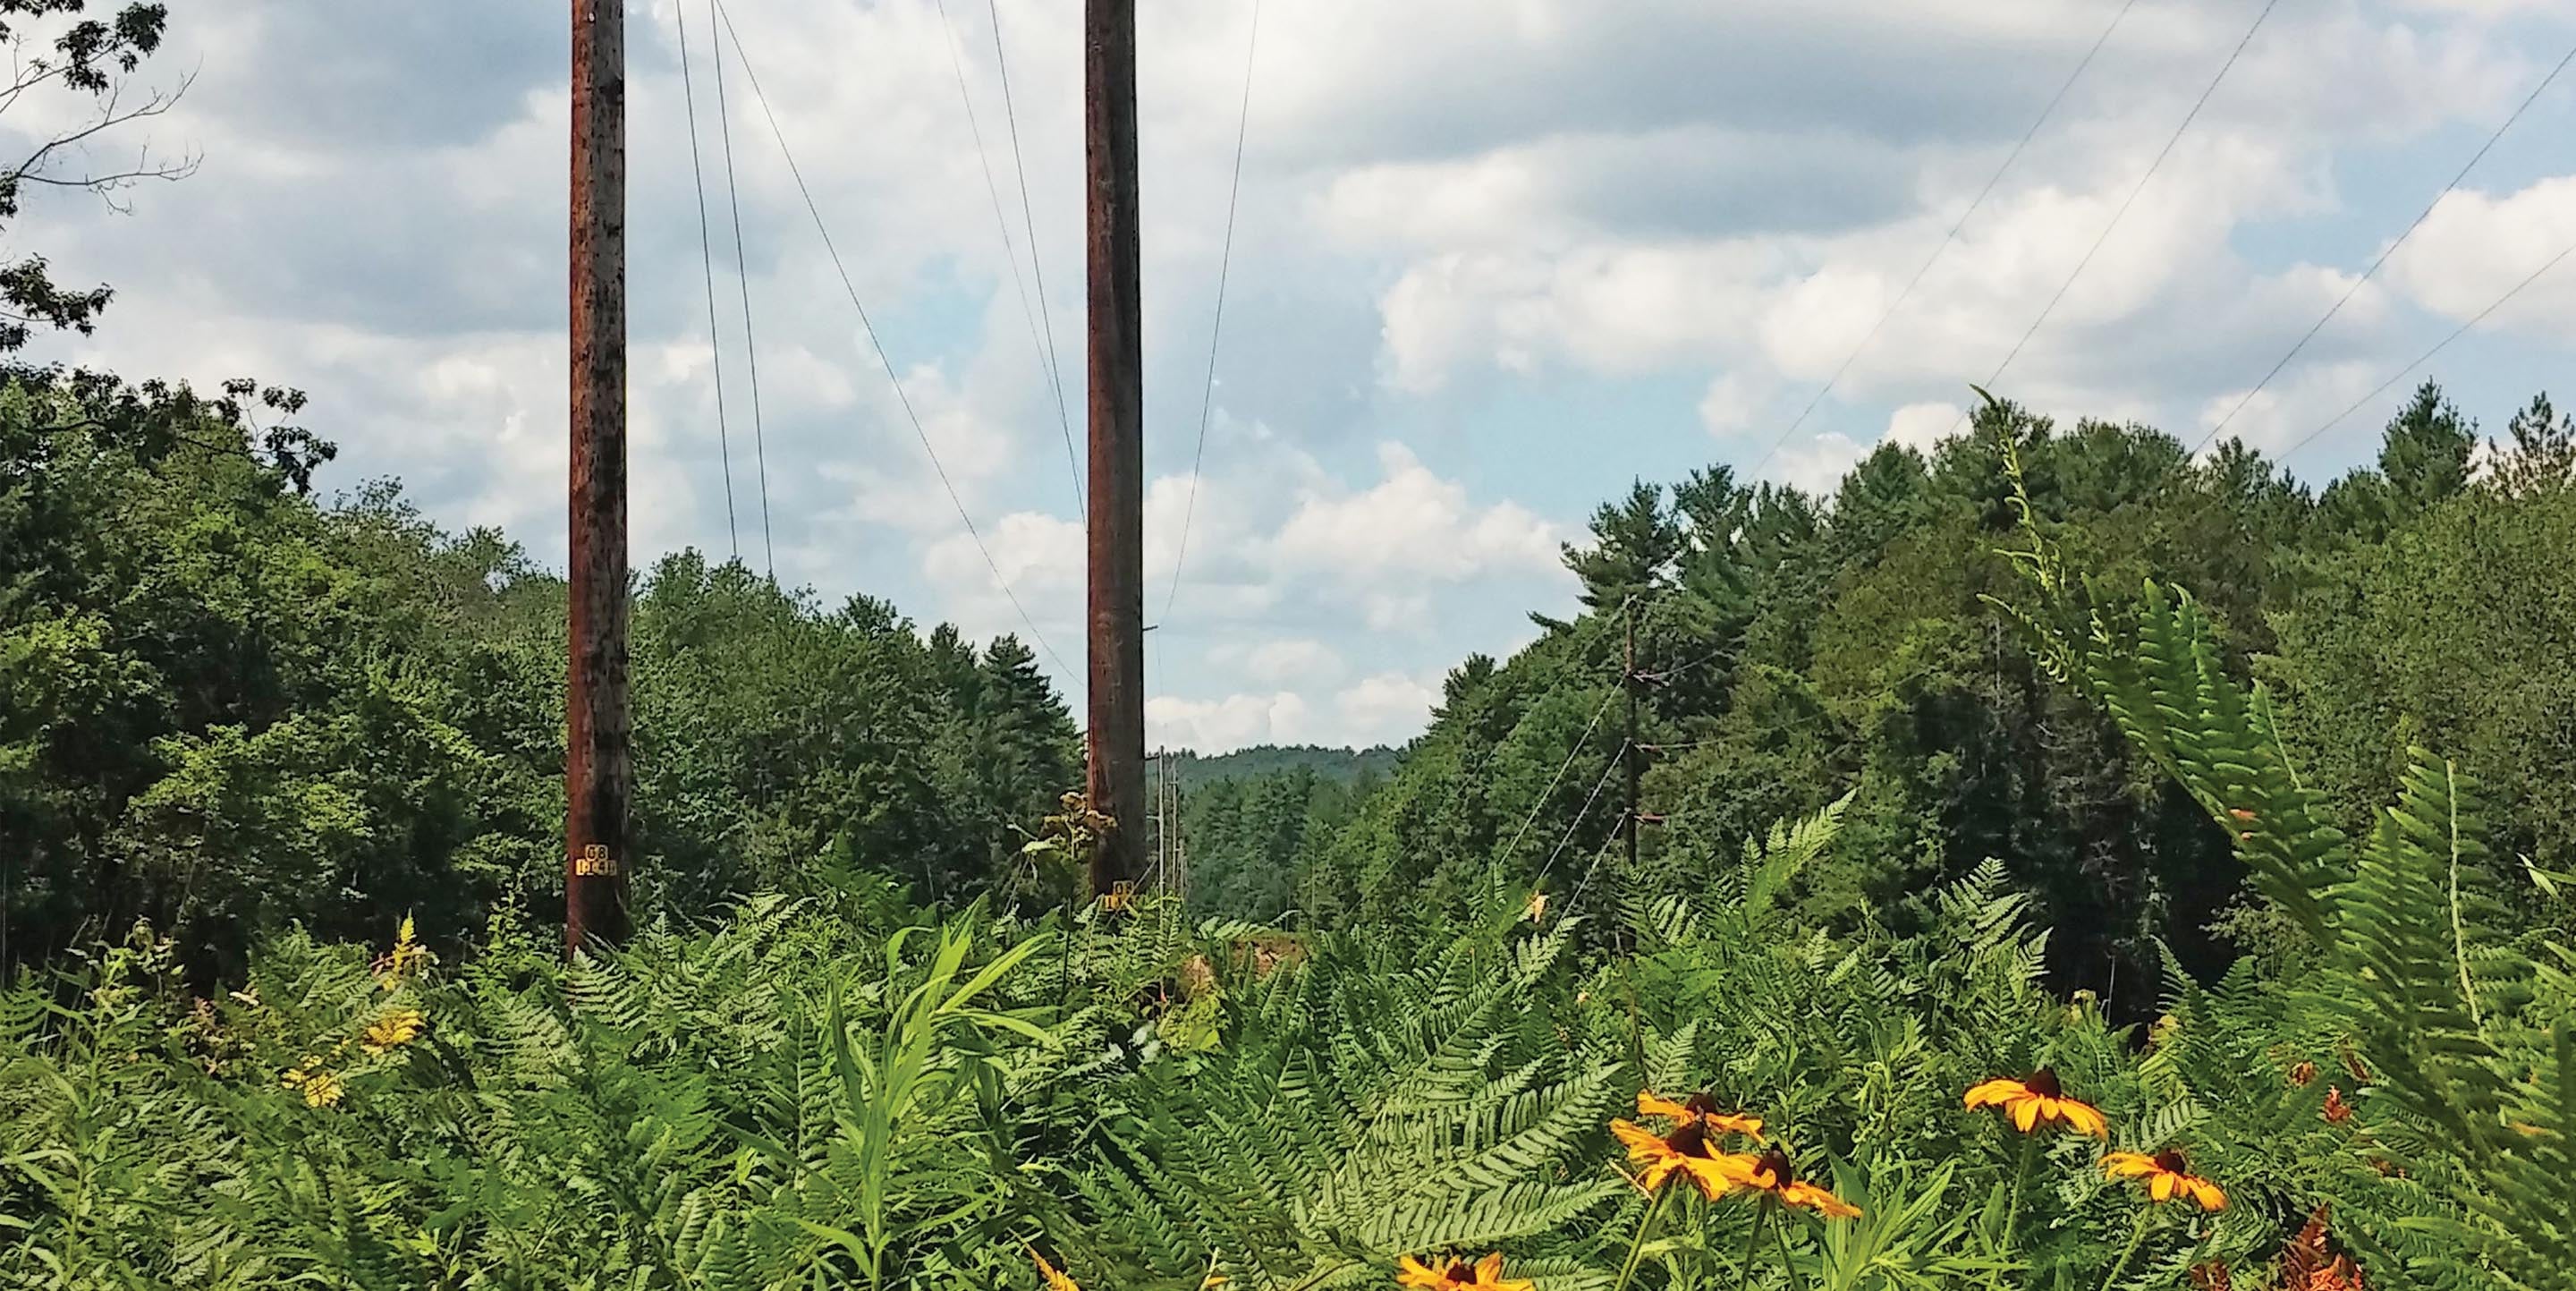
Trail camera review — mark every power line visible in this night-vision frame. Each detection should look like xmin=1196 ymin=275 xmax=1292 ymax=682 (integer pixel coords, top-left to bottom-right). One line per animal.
xmin=986 ymin=0 xmax=1078 ymax=505
xmin=674 ymin=2 xmax=740 ymax=559
xmin=708 ymin=0 xmax=773 ymax=577
xmin=1747 ymin=0 xmax=2142 ymax=479
xmin=1533 ymin=747 xmax=1628 ymax=889
xmin=1558 ymin=830 xmax=1623 ymax=924
xmin=1162 ymin=0 xmax=1264 ymax=622
xmin=2278 ymin=236 xmax=2576 ymax=463
xmin=2193 ymin=39 xmax=2576 ymax=455
xmin=1946 ymin=0 xmax=2282 ymax=440
xmin=1495 ymin=688 xmax=1620 ymax=864
xmin=713 ymin=0 xmax=1072 ymax=680
xmin=934 ymin=0 xmax=1084 ymax=519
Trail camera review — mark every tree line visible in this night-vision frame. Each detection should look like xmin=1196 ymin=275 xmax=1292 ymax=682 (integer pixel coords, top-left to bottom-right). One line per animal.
xmin=1180 ymin=382 xmax=2576 ymax=1020
xmin=0 ymin=365 xmax=1080 ymax=976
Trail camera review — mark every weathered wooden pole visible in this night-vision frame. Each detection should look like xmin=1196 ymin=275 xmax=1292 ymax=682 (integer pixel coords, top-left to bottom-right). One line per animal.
xmin=1084 ymin=0 xmax=1146 ymax=897
xmin=1623 ymin=601 xmax=1640 ymax=880
xmin=566 ymin=0 xmax=631 ymax=955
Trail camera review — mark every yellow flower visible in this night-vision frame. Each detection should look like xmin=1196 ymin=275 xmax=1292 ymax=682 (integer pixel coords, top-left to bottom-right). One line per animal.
xmin=1635 ymin=1089 xmax=1765 ymax=1140
xmin=2105 ymin=1149 xmax=2227 ymax=1211
xmin=373 ymin=914 xmax=428 ymax=989
xmin=360 ymin=1007 xmax=426 ymax=1056
xmin=1742 ymin=1147 xmax=1861 ymax=1219
xmin=1611 ymin=1117 xmax=1760 ymax=1201
xmin=1964 ymin=1067 xmax=2107 ymax=1137
xmin=1027 ymin=1244 xmax=1080 ymax=1291
xmin=1522 ymin=891 xmax=1548 ymax=922
xmin=1394 ymin=1253 xmax=1532 ymax=1290
xmin=282 ymin=1061 xmax=345 ymax=1108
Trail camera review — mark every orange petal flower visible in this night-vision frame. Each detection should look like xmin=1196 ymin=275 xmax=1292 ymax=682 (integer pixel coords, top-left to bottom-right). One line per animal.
xmin=1395 ymin=1253 xmax=1533 ymax=1290
xmin=1027 ymin=1244 xmax=1080 ymax=1291
xmin=1742 ymin=1147 xmax=1861 ymax=1219
xmin=2105 ymin=1149 xmax=2227 ymax=1211
xmin=1635 ymin=1089 xmax=1765 ymax=1139
xmin=1612 ymin=1117 xmax=1759 ymax=1201
xmin=1963 ymin=1067 xmax=2108 ymax=1137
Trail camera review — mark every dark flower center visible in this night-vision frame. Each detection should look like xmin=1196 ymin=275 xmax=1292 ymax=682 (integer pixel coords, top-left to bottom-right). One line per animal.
xmin=2025 ymin=1067 xmax=2064 ymax=1099
xmin=1683 ymin=1091 xmax=1720 ymax=1116
xmin=1665 ymin=1120 xmax=1714 ymax=1158
xmin=1755 ymin=1147 xmax=1796 ymax=1188
xmin=2154 ymin=1149 xmax=2190 ymax=1176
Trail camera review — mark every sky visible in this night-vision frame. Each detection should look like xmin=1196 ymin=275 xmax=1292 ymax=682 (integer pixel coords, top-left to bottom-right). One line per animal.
xmin=13 ymin=0 xmax=2576 ymax=752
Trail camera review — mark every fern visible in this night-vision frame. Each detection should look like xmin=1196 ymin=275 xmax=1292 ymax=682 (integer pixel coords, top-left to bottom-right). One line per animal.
xmin=1992 ymin=428 xmax=2576 ymax=1289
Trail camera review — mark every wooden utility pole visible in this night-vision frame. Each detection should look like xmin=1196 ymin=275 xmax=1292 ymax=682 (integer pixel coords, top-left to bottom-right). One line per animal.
xmin=1084 ymin=0 xmax=1146 ymax=897
xmin=1623 ymin=601 xmax=1641 ymax=880
xmin=565 ymin=0 xmax=631 ymax=956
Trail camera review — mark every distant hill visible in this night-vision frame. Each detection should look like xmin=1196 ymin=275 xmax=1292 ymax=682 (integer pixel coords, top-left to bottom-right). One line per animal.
xmin=1157 ymin=743 xmax=1401 ymax=787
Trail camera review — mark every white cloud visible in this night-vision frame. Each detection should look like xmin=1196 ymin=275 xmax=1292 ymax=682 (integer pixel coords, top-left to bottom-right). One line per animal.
xmin=1363 ymin=592 xmax=1436 ymax=633
xmin=1771 ymin=432 xmax=1874 ymax=496
xmin=1332 ymin=671 xmax=1443 ymax=746
xmin=1148 ymin=691 xmax=1312 ymax=752
xmin=1697 ymin=371 xmax=1765 ymax=435
xmin=1241 ymin=638 xmax=1344 ymax=685
xmin=1273 ymin=442 xmax=1563 ymax=581
xmin=2385 ymin=174 xmax=2576 ymax=343
xmin=2192 ymin=361 xmax=2383 ymax=456
xmin=1885 ymin=402 xmax=1961 ymax=454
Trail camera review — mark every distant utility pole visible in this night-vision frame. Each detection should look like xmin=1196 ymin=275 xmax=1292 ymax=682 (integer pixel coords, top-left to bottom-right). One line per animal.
xmin=1084 ymin=0 xmax=1146 ymax=898
xmin=565 ymin=0 xmax=631 ymax=956
xmin=1623 ymin=600 xmax=1641 ymax=880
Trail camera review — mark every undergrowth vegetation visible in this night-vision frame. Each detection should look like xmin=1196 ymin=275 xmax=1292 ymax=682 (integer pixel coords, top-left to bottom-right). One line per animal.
xmin=8 ymin=474 xmax=2570 ymax=1286
xmin=6 ymin=412 xmax=2571 ymax=1288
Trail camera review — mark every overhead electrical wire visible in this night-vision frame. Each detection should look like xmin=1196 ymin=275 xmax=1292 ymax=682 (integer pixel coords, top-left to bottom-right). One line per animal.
xmin=1162 ymin=0 xmax=1264 ymax=623
xmin=2192 ymin=39 xmax=2576 ymax=455
xmin=985 ymin=0 xmax=1079 ymax=502
xmin=1746 ymin=0 xmax=2143 ymax=479
xmin=713 ymin=0 xmax=1072 ymax=679
xmin=674 ymin=3 xmax=740 ymax=559
xmin=708 ymin=0 xmax=775 ymax=576
xmin=1945 ymin=0 xmax=2283 ymax=440
xmin=1532 ymin=750 xmax=1629 ymax=889
xmin=2276 ymin=237 xmax=2576 ymax=463
xmin=1494 ymin=688 xmax=1620 ymax=865
xmin=934 ymin=0 xmax=1085 ymax=520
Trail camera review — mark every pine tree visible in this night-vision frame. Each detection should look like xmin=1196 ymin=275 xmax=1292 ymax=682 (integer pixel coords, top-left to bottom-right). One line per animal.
xmin=1558 ymin=480 xmax=1681 ymax=613
xmin=2377 ymin=379 xmax=2476 ymax=514
xmin=2490 ymin=392 xmax=2573 ymax=499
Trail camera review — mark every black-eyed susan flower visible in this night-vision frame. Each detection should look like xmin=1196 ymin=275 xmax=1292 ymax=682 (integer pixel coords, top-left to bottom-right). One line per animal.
xmin=1611 ymin=1116 xmax=1759 ymax=1201
xmin=1742 ymin=1147 xmax=1861 ymax=1219
xmin=1395 ymin=1253 xmax=1533 ymax=1290
xmin=280 ymin=1059 xmax=344 ymax=1108
xmin=360 ymin=1007 xmax=426 ymax=1056
xmin=2104 ymin=1149 xmax=2226 ymax=1211
xmin=1963 ymin=1066 xmax=2107 ymax=1137
xmin=1635 ymin=1089 xmax=1765 ymax=1140
xmin=1026 ymin=1244 xmax=1080 ymax=1291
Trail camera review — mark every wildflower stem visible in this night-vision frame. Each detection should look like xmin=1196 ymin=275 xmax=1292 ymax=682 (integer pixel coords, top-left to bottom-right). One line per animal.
xmin=1739 ymin=1199 xmax=1774 ymax=1283
xmin=1610 ymin=1185 xmax=1673 ymax=1291
xmin=1775 ymin=1210 xmax=1808 ymax=1291
xmin=1993 ymin=1132 xmax=2038 ymax=1287
xmin=2095 ymin=1208 xmax=2154 ymax=1291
